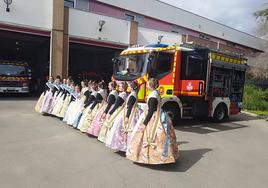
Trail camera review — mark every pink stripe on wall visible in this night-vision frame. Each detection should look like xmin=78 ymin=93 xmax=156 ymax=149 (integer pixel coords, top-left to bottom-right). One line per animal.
xmin=89 ymin=0 xmax=125 ymax=19
xmin=143 ymin=17 xmax=172 ymax=32
xmin=89 ymin=0 xmax=173 ymax=32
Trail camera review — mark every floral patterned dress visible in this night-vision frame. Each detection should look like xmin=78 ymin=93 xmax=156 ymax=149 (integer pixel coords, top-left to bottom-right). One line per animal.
xmin=126 ymin=90 xmax=179 ymax=164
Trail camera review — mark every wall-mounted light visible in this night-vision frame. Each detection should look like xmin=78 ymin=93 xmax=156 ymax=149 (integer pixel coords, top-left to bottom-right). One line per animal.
xmin=98 ymin=20 xmax=105 ymax=32
xmin=157 ymin=35 xmax=163 ymax=44
xmin=3 ymin=0 xmax=12 ymax=12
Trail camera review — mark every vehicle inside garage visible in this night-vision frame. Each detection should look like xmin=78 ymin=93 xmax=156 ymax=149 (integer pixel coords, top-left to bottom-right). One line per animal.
xmin=0 ymin=30 xmax=50 ymax=95
xmin=68 ymin=43 xmax=122 ymax=83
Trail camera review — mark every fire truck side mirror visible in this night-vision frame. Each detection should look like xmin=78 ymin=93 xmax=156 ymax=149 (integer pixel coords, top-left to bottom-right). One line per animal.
xmin=148 ymin=55 xmax=153 ymax=63
xmin=112 ymin=57 xmax=120 ymax=65
xmin=147 ymin=53 xmax=158 ymax=77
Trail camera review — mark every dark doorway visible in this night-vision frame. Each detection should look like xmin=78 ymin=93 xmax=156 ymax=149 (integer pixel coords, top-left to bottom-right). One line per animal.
xmin=0 ymin=30 xmax=50 ymax=95
xmin=69 ymin=43 xmax=121 ymax=83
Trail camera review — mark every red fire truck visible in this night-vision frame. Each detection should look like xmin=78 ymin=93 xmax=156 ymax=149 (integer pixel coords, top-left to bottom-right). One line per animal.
xmin=112 ymin=44 xmax=247 ymax=122
xmin=0 ymin=60 xmax=31 ymax=94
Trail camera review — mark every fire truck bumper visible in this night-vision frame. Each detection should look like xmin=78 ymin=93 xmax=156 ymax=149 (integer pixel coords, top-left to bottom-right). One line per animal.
xmin=0 ymin=87 xmax=29 ymax=93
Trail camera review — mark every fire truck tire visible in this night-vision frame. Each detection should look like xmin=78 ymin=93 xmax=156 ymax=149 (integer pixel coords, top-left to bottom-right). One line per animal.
xmin=162 ymin=103 xmax=181 ymax=126
xmin=213 ymin=104 xmax=227 ymax=122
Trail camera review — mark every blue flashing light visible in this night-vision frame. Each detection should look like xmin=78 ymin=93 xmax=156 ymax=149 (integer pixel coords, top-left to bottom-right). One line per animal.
xmin=145 ymin=44 xmax=169 ymax=48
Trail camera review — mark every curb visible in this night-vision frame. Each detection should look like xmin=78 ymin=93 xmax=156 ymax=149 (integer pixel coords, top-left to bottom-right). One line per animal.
xmin=241 ymin=110 xmax=267 ymax=119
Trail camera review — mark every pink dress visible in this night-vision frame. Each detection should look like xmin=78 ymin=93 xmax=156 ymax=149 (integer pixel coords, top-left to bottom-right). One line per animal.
xmin=87 ymin=90 xmax=118 ymax=137
xmin=40 ymin=90 xmax=53 ymax=113
xmin=106 ymin=92 xmax=142 ymax=152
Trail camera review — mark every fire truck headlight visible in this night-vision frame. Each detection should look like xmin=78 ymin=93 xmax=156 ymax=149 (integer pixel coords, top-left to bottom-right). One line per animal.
xmin=159 ymin=86 xmax=164 ymax=95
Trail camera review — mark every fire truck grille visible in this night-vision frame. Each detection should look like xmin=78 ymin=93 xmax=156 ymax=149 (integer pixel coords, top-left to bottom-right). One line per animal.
xmin=0 ymin=81 xmax=22 ymax=87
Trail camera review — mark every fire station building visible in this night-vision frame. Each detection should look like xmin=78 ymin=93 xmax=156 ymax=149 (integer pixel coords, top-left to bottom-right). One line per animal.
xmin=0 ymin=0 xmax=266 ymax=85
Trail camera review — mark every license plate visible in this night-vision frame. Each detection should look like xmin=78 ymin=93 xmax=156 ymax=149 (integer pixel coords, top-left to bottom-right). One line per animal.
xmin=4 ymin=89 xmax=16 ymax=93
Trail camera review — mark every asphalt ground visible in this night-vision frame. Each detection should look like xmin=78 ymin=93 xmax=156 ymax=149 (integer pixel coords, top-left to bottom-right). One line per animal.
xmin=0 ymin=97 xmax=267 ymax=188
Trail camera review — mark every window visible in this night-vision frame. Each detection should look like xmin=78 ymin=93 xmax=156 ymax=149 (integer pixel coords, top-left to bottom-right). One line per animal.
xmin=150 ymin=52 xmax=173 ymax=78
xmin=181 ymin=51 xmax=207 ymax=80
xmin=64 ymin=0 xmax=74 ymax=8
xmin=199 ymin=34 xmax=210 ymax=40
xmin=226 ymin=41 xmax=236 ymax=47
xmin=125 ymin=13 xmax=135 ymax=21
xmin=0 ymin=64 xmax=27 ymax=76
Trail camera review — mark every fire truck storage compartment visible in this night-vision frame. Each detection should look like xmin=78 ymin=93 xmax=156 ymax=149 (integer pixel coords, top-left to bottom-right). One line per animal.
xmin=208 ymin=62 xmax=246 ymax=102
xmin=0 ymin=30 xmax=50 ymax=94
xmin=69 ymin=43 xmax=121 ymax=83
xmin=180 ymin=96 xmax=209 ymax=116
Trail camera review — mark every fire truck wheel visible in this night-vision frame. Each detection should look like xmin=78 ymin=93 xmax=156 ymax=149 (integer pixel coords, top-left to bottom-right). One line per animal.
xmin=213 ymin=104 xmax=227 ymax=122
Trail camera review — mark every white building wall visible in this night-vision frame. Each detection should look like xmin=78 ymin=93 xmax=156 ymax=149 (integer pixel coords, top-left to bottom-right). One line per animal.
xmin=69 ymin=9 xmax=130 ymax=45
xmin=138 ymin=27 xmax=182 ymax=45
xmin=97 ymin=0 xmax=266 ymax=51
xmin=0 ymin=0 xmax=53 ymax=30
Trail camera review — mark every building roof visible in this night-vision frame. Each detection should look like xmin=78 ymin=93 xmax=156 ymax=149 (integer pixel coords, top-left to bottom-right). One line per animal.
xmin=96 ymin=0 xmax=266 ymax=52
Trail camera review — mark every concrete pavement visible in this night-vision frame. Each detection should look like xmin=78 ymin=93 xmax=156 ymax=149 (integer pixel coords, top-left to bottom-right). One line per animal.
xmin=0 ymin=98 xmax=267 ymax=188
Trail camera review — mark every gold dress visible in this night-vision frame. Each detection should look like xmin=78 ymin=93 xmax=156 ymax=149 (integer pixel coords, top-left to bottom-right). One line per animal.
xmin=126 ymin=90 xmax=179 ymax=164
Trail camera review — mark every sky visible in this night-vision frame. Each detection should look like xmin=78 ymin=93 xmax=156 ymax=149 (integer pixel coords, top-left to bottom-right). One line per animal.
xmin=160 ymin=0 xmax=267 ymax=35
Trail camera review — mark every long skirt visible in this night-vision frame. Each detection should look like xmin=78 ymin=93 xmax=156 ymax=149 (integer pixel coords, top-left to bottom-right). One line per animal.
xmin=48 ymin=91 xmax=61 ymax=114
xmin=77 ymin=105 xmax=92 ymax=130
xmin=66 ymin=99 xmax=84 ymax=125
xmin=106 ymin=105 xmax=142 ymax=152
xmin=126 ymin=108 xmax=179 ymax=164
xmin=40 ymin=91 xmax=53 ymax=114
xmin=98 ymin=105 xmax=124 ymax=143
xmin=87 ymin=104 xmax=109 ymax=137
xmin=58 ymin=95 xmax=71 ymax=118
xmin=79 ymin=103 xmax=102 ymax=133
xmin=63 ymin=101 xmax=76 ymax=122
xmin=51 ymin=93 xmax=65 ymax=116
xmin=35 ymin=91 xmax=46 ymax=113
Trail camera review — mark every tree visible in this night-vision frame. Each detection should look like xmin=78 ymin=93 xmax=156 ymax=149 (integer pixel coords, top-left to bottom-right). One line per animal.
xmin=246 ymin=6 xmax=268 ymax=88
xmin=254 ymin=5 xmax=268 ymax=39
xmin=254 ymin=7 xmax=268 ymax=21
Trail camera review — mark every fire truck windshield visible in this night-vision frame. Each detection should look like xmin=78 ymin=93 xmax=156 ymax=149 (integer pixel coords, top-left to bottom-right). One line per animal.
xmin=0 ymin=64 xmax=27 ymax=76
xmin=113 ymin=53 xmax=149 ymax=80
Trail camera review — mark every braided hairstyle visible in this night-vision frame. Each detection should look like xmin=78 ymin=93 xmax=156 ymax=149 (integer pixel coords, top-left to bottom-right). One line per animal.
xmin=120 ymin=81 xmax=128 ymax=92
xmin=129 ymin=81 xmax=139 ymax=91
xmin=98 ymin=80 xmax=107 ymax=90
xmin=147 ymin=78 xmax=159 ymax=90
xmin=108 ymin=81 xmax=117 ymax=91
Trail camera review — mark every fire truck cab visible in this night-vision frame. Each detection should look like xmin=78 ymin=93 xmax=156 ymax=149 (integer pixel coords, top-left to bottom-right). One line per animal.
xmin=0 ymin=60 xmax=31 ymax=94
xmin=113 ymin=44 xmax=247 ymax=123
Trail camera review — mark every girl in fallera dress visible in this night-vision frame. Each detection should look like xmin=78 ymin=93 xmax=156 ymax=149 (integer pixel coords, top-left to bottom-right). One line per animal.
xmin=56 ymin=78 xmax=73 ymax=118
xmin=41 ymin=76 xmax=61 ymax=114
xmin=48 ymin=76 xmax=63 ymax=114
xmin=71 ymin=80 xmax=88 ymax=127
xmin=87 ymin=81 xmax=118 ymax=137
xmin=65 ymin=84 xmax=83 ymax=125
xmin=98 ymin=81 xmax=128 ymax=143
xmin=35 ymin=76 xmax=54 ymax=113
xmin=63 ymin=84 xmax=81 ymax=123
xmin=106 ymin=81 xmax=142 ymax=152
xmin=60 ymin=80 xmax=75 ymax=119
xmin=77 ymin=82 xmax=98 ymax=130
xmin=51 ymin=78 xmax=68 ymax=117
xmin=83 ymin=81 xmax=93 ymax=106
xmin=69 ymin=80 xmax=90 ymax=127
xmin=79 ymin=81 xmax=107 ymax=133
xmin=126 ymin=78 xmax=179 ymax=164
